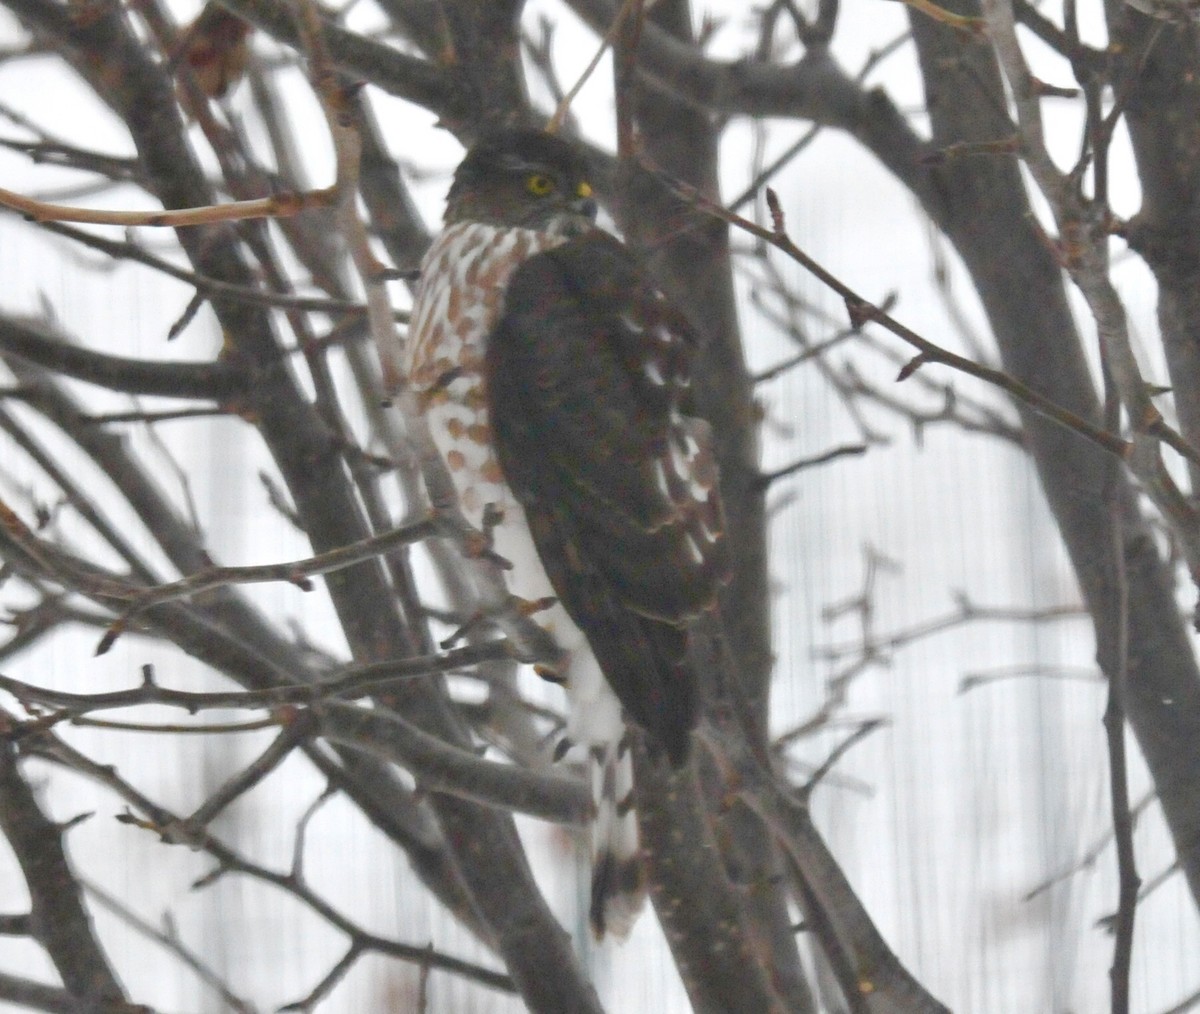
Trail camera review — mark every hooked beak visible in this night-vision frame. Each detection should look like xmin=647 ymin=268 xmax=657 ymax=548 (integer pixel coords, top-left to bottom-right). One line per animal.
xmin=570 ymin=195 xmax=598 ymax=221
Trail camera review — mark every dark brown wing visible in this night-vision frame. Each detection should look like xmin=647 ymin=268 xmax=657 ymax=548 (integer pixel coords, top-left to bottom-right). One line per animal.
xmin=485 ymin=230 xmax=728 ymax=764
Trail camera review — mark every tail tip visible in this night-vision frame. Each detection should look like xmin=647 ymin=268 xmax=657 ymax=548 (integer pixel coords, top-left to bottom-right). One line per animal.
xmin=589 ymin=850 xmax=646 ymax=941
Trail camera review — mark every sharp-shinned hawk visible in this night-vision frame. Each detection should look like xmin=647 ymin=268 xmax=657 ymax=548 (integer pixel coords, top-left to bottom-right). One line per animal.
xmin=405 ymin=128 xmax=728 ymax=939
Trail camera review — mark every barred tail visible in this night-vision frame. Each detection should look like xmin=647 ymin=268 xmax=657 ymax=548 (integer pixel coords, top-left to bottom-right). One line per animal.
xmin=588 ymin=737 xmax=645 ymax=940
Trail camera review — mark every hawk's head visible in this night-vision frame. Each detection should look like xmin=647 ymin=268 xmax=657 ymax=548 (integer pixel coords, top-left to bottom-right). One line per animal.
xmin=445 ymin=129 xmax=598 ymax=235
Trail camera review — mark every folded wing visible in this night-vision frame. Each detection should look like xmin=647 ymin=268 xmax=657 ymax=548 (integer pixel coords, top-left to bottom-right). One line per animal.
xmin=485 ymin=231 xmax=729 ymax=764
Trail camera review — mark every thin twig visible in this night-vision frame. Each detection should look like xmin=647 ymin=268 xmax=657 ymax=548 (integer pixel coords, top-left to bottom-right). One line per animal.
xmin=901 ymin=0 xmax=986 ymax=33
xmin=280 ymin=942 xmax=363 ymax=1011
xmin=186 ymin=712 xmax=318 ymax=829
xmin=547 ymin=0 xmax=643 ymax=133
xmin=0 ymin=183 xmax=333 ymax=227
xmin=0 ymin=642 xmax=513 ymax=717
xmin=23 ymin=725 xmax=518 ymax=995
xmin=751 ymin=323 xmax=862 ymax=383
xmin=753 ymin=443 xmax=867 ymax=490
xmin=96 ymin=517 xmax=438 ymax=654
xmin=959 ymin=664 xmax=1101 ymax=694
xmin=291 ymin=785 xmax=337 ymax=884
xmin=1023 ymin=791 xmax=1155 ymax=902
xmin=70 ymin=715 xmax=283 ymax=734
xmin=32 ymin=220 xmax=392 ymax=318
xmin=83 ymin=880 xmax=256 ymax=1014
xmin=79 ymin=406 xmax=230 ymax=426
xmin=798 ymin=718 xmax=886 ymax=799
xmin=1102 ymin=279 xmax=1139 ymax=1014
xmin=661 ymin=168 xmax=1132 ymax=460
xmin=817 ymin=593 xmax=1084 ymax=661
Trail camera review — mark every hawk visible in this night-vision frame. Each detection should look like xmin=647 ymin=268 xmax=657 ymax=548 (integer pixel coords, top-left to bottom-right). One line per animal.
xmin=405 ymin=128 xmax=728 ymax=939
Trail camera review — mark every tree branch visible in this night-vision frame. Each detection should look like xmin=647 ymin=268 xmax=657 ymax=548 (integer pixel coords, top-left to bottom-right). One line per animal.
xmin=0 ymin=742 xmax=126 ymax=1005
xmin=95 ymin=516 xmax=439 ymax=654
xmin=218 ymin=0 xmax=463 ymax=118
xmin=0 ymin=316 xmax=243 ymax=400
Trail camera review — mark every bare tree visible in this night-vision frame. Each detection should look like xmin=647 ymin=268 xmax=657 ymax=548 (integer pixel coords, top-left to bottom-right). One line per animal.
xmin=0 ymin=0 xmax=1197 ymax=1010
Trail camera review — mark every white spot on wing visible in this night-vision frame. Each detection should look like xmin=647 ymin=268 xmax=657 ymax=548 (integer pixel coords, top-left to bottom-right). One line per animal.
xmin=666 ymin=410 xmax=716 ymax=503
xmin=618 ymin=312 xmax=645 ymax=335
xmin=652 ymin=458 xmax=672 ymax=498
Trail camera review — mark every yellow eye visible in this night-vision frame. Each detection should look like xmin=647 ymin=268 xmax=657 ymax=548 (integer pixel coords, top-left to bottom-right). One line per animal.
xmin=576 ymin=181 xmax=593 ymax=199
xmin=526 ymin=174 xmax=556 ymax=196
